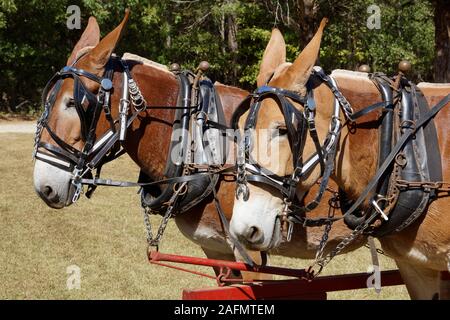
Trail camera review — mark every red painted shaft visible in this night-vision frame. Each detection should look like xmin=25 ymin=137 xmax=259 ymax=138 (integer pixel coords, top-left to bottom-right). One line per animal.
xmin=148 ymin=250 xmax=308 ymax=278
xmin=183 ymin=270 xmax=404 ymax=300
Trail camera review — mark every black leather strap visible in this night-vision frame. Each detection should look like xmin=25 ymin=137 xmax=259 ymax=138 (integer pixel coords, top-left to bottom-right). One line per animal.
xmin=210 ymin=177 xmax=256 ymax=267
xmin=80 ymin=166 xmax=236 ymax=188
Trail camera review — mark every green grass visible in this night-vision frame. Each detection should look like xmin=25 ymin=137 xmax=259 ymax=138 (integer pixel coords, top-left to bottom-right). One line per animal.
xmin=0 ymin=133 xmax=409 ymax=299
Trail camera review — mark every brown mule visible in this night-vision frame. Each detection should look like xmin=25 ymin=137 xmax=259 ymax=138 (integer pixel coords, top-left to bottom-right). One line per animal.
xmin=33 ymin=11 xmax=273 ymax=278
xmin=230 ymin=20 xmax=450 ymax=299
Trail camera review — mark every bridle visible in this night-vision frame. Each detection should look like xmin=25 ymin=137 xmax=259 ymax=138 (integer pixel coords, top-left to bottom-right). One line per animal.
xmin=33 ymin=54 xmax=146 ymax=202
xmin=235 ymin=66 xmax=348 ymax=234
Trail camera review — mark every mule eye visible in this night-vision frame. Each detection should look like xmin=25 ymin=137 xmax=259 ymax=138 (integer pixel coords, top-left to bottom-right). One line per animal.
xmin=67 ymin=99 xmax=75 ymax=108
xmin=277 ymin=126 xmax=288 ymax=136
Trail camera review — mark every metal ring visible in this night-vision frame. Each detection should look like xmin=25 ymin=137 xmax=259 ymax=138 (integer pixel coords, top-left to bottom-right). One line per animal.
xmin=395 ymin=153 xmax=407 ymax=167
xmin=400 ymin=119 xmax=415 ymax=131
xmin=194 ymin=111 xmax=208 ymax=126
xmin=173 ymin=182 xmax=188 ymax=196
xmin=347 ymin=121 xmax=357 ymax=134
xmin=374 ymin=196 xmax=389 ymax=207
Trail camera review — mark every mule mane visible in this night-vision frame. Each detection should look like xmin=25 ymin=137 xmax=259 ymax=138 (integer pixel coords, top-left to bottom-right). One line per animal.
xmin=214 ymin=81 xmax=248 ymax=95
xmin=122 ymin=52 xmax=172 ymax=74
xmin=74 ymin=48 xmax=171 ymax=76
xmin=418 ymin=82 xmax=450 ymax=88
xmin=331 ymin=69 xmax=372 ymax=82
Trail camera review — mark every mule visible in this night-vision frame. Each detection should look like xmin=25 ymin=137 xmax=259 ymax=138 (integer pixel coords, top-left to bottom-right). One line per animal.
xmin=229 ymin=20 xmax=450 ymax=299
xmin=32 ymin=12 xmax=257 ymax=269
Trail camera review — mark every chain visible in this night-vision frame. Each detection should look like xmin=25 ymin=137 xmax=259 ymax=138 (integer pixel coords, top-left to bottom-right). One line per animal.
xmin=128 ymin=78 xmax=147 ymax=111
xmin=331 ymin=85 xmax=354 ymax=121
xmin=309 ymin=211 xmax=378 ymax=277
xmin=143 ymin=206 xmax=155 ymax=245
xmin=235 ymin=137 xmax=249 ymax=201
xmin=313 ymin=68 xmax=354 ymax=121
xmin=142 ymin=181 xmax=187 ymax=248
xmin=315 ymin=179 xmax=339 ymax=197
xmin=314 ymin=197 xmax=336 ymax=261
xmin=396 ymin=180 xmax=450 ymax=193
xmin=32 ymin=104 xmax=49 ymax=159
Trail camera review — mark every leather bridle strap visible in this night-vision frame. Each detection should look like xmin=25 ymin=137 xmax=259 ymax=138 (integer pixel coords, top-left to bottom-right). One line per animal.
xmin=349 ymin=101 xmax=392 ymax=121
xmin=298 ymin=130 xmax=340 ymax=214
xmin=79 ymin=165 xmax=236 ymax=188
xmin=44 ymin=124 xmax=81 ymax=156
xmin=303 ymin=88 xmax=326 ymax=175
xmin=210 ymin=177 xmax=256 ymax=267
xmin=73 ymin=60 xmax=116 ymax=171
xmin=36 ymin=142 xmax=79 ymax=165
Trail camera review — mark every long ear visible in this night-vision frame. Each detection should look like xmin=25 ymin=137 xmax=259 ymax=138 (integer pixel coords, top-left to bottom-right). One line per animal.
xmin=67 ymin=17 xmax=100 ymax=66
xmin=257 ymin=28 xmax=286 ymax=87
xmin=86 ymin=9 xmax=130 ymax=71
xmin=286 ymin=18 xmax=328 ymax=95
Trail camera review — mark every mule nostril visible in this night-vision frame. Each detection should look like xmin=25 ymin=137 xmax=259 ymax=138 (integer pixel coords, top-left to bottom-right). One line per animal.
xmin=246 ymin=226 xmax=263 ymax=244
xmin=249 ymin=226 xmax=258 ymax=239
xmin=43 ymin=185 xmax=53 ymax=198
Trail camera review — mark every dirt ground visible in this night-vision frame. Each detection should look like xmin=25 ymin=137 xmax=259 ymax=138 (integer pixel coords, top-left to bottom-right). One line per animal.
xmin=0 ymin=120 xmax=35 ymax=133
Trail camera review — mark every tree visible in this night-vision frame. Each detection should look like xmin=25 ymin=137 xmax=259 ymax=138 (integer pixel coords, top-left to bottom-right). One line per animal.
xmin=0 ymin=0 xmax=439 ymax=113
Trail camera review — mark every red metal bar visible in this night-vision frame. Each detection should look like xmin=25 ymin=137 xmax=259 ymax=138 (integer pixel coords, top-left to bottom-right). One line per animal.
xmin=441 ymin=271 xmax=450 ymax=281
xmin=183 ymin=270 xmax=404 ymax=300
xmin=150 ymin=260 xmax=217 ymax=280
xmin=440 ymin=271 xmax=450 ymax=299
xmin=149 ymin=250 xmax=309 ymax=279
xmin=183 ymin=285 xmax=328 ymax=300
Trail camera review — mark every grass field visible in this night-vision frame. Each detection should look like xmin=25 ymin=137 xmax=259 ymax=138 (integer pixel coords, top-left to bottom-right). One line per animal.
xmin=0 ymin=133 xmax=409 ymax=299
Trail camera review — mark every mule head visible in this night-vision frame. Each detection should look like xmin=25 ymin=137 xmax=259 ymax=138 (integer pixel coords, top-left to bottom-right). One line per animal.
xmin=34 ymin=11 xmax=129 ymax=208
xmin=230 ymin=19 xmax=333 ymax=251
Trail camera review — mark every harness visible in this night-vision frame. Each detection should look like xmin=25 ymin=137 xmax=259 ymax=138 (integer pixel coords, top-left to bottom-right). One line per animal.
xmin=343 ymin=75 xmax=445 ymax=237
xmin=233 ymin=66 xmax=450 ymax=273
xmin=139 ymin=71 xmax=228 ymax=215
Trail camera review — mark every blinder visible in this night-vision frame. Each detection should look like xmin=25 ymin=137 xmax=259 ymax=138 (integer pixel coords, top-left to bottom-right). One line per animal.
xmin=43 ymin=65 xmax=112 ymax=140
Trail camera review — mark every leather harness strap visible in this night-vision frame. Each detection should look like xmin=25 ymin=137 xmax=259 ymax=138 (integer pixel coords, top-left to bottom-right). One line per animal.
xmin=80 ymin=165 xmax=236 ymax=188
